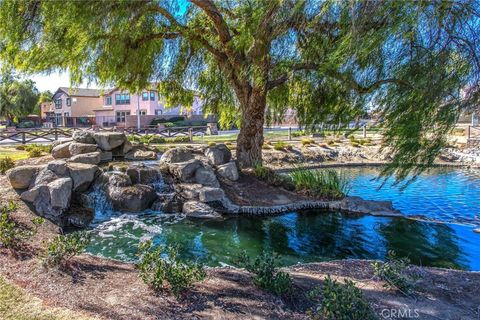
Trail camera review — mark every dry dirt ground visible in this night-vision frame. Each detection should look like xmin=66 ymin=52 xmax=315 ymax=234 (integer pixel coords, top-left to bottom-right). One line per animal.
xmin=1 ymin=157 xmax=480 ymax=319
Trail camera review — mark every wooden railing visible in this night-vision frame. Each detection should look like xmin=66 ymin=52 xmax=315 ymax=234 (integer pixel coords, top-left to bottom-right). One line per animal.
xmin=467 ymin=126 xmax=480 ymax=140
xmin=0 ymin=128 xmax=73 ymax=144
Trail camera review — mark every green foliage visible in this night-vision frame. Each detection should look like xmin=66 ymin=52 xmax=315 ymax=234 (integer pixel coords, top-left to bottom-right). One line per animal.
xmin=0 ymin=157 xmax=14 ymax=174
xmin=136 ymin=240 xmax=206 ymax=297
xmin=301 ymin=138 xmax=315 ymax=146
xmin=291 ymin=131 xmax=305 ymax=138
xmin=40 ymin=231 xmax=91 ymax=268
xmin=237 ymin=251 xmax=293 ymax=297
xmin=307 ymin=275 xmax=375 ymax=320
xmin=0 ymin=201 xmax=44 ymax=249
xmin=290 ymin=168 xmax=349 ymax=199
xmin=273 ymin=141 xmax=293 ymax=151
xmin=129 ymin=134 xmax=166 ymax=145
xmin=150 ymin=117 xmax=185 ymax=126
xmin=23 ymin=144 xmax=51 ymax=158
xmin=327 ymin=140 xmax=335 ymax=146
xmin=207 ymin=142 xmax=216 ymax=147
xmin=253 ymin=164 xmax=294 ymax=190
xmin=372 ymin=251 xmax=416 ymax=295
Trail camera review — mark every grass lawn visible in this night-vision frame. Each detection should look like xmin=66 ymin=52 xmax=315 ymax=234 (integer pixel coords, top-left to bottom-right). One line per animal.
xmin=0 ymin=276 xmax=94 ymax=320
xmin=0 ymin=146 xmax=29 ymax=161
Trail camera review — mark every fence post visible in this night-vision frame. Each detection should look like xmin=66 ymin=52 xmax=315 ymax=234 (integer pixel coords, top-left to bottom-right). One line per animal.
xmin=22 ymin=132 xmax=26 ymax=144
xmin=288 ymin=127 xmax=292 ymax=141
xmin=467 ymin=125 xmax=471 ymax=140
xmin=189 ymin=127 xmax=193 ymax=142
xmin=54 ymin=128 xmax=58 ymax=141
xmin=363 ymin=125 xmax=366 ymax=138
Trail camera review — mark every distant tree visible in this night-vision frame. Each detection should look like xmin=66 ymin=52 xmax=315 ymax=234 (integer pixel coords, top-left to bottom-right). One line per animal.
xmin=0 ymin=69 xmax=39 ymax=125
xmin=38 ymin=90 xmax=53 ymax=104
xmin=1 ymin=0 xmax=479 ymax=179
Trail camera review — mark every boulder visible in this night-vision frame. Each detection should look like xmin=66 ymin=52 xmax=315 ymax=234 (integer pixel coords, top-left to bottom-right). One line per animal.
xmin=125 ymin=150 xmax=157 ymax=161
xmin=205 ymin=144 xmax=231 ymax=166
xmin=105 ymin=172 xmax=132 ymax=187
xmin=176 ymin=183 xmax=202 ymax=200
xmin=52 ymin=142 xmax=72 ymax=159
xmin=68 ymin=151 xmax=102 ymax=165
xmin=52 ymin=139 xmax=73 ymax=148
xmin=151 ymin=195 xmax=183 ymax=213
xmin=195 ymin=165 xmax=219 ymax=187
xmin=198 ymin=187 xmax=225 ymax=203
xmin=93 ymin=132 xmax=127 ymax=151
xmin=48 ymin=178 xmax=72 ymax=209
xmin=122 ymin=140 xmax=133 ymax=154
xmin=159 ymin=147 xmax=194 ymax=172
xmin=182 ymin=201 xmax=222 ymax=219
xmin=72 ymin=130 xmax=96 ymax=144
xmin=100 ymin=151 xmax=113 ymax=162
xmin=216 ymin=161 xmax=239 ymax=181
xmin=65 ymin=206 xmax=95 ymax=228
xmin=126 ymin=164 xmax=160 ymax=185
xmin=68 ymin=142 xmax=98 ymax=156
xmin=66 ymin=163 xmax=100 ymax=192
xmin=169 ymin=159 xmax=202 ymax=182
xmin=20 ymin=185 xmax=42 ymax=203
xmin=6 ymin=165 xmax=41 ymax=189
xmin=47 ymin=160 xmax=68 ymax=176
xmin=32 ymin=168 xmax=59 ymax=187
xmin=108 ymin=184 xmax=158 ymax=212
xmin=339 ymin=196 xmax=401 ymax=216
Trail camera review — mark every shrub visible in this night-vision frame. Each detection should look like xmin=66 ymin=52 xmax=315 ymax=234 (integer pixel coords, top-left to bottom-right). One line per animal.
xmin=291 ymin=131 xmax=305 ymax=138
xmin=151 ymin=116 xmax=185 ymax=126
xmin=262 ymin=144 xmax=272 ymax=150
xmin=165 ymin=136 xmax=190 ymax=143
xmin=24 ymin=144 xmax=52 ymax=158
xmin=15 ymin=145 xmax=25 ymax=150
xmin=0 ymin=157 xmax=15 ymax=174
xmin=327 ymin=140 xmax=335 ymax=146
xmin=163 ymin=122 xmax=176 ymax=127
xmin=273 ymin=141 xmax=293 ymax=151
xmin=372 ymin=250 xmax=416 ymax=295
xmin=40 ymin=231 xmax=91 ymax=268
xmin=136 ymin=240 xmax=206 ymax=297
xmin=301 ymin=138 xmax=315 ymax=146
xmin=253 ymin=164 xmax=294 ymax=189
xmin=208 ymin=142 xmax=216 ymax=147
xmin=307 ymin=275 xmax=375 ymax=320
xmin=237 ymin=251 xmax=293 ymax=296
xmin=290 ymin=168 xmax=349 ymax=199
xmin=0 ymin=202 xmax=44 ymax=249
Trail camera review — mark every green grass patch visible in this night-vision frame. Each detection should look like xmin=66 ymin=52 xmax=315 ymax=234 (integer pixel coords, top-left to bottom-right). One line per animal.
xmin=0 ymin=147 xmax=29 ymax=161
xmin=290 ymin=168 xmax=349 ymax=199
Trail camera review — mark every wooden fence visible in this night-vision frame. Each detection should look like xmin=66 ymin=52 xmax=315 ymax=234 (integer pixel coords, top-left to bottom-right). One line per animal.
xmin=467 ymin=126 xmax=480 ymax=140
xmin=0 ymin=128 xmax=73 ymax=144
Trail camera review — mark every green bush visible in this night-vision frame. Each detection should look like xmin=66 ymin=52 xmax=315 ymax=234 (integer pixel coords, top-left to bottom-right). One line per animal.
xmin=372 ymin=251 xmax=416 ymax=295
xmin=290 ymin=168 xmax=349 ymax=199
xmin=24 ymin=144 xmax=52 ymax=158
xmin=253 ymin=164 xmax=294 ymax=189
xmin=165 ymin=136 xmax=190 ymax=143
xmin=208 ymin=142 xmax=216 ymax=147
xmin=273 ymin=141 xmax=293 ymax=151
xmin=327 ymin=140 xmax=335 ymax=146
xmin=136 ymin=240 xmax=206 ymax=297
xmin=0 ymin=157 xmax=15 ymax=174
xmin=0 ymin=202 xmax=44 ymax=249
xmin=40 ymin=231 xmax=91 ymax=268
xmin=291 ymin=131 xmax=305 ymax=137
xmin=15 ymin=145 xmax=26 ymax=150
xmin=151 ymin=116 xmax=185 ymax=126
xmin=301 ymin=138 xmax=315 ymax=146
xmin=307 ymin=275 xmax=375 ymax=320
xmin=237 ymin=251 xmax=293 ymax=296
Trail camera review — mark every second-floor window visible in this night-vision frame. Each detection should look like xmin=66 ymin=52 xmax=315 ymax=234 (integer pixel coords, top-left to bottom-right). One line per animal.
xmin=150 ymin=91 xmax=155 ymax=101
xmin=142 ymin=92 xmax=148 ymax=101
xmin=115 ymin=93 xmax=130 ymax=105
xmin=105 ymin=96 xmax=112 ymax=105
xmin=54 ymin=99 xmax=62 ymax=109
xmin=66 ymin=98 xmax=71 ymax=106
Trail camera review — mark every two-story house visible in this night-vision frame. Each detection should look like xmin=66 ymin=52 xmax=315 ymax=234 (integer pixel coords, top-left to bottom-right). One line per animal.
xmin=51 ymin=87 xmax=104 ymax=126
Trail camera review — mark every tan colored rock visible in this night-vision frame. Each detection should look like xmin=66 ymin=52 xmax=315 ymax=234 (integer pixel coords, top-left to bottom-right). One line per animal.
xmin=66 ymin=162 xmax=99 ymax=191
xmin=52 ymin=142 xmax=72 ymax=159
xmin=68 ymin=142 xmax=98 ymax=156
xmin=68 ymin=151 xmax=102 ymax=165
xmin=6 ymin=165 xmax=42 ymax=189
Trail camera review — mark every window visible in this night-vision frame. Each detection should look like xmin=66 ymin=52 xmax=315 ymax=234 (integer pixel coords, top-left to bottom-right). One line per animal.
xmin=150 ymin=91 xmax=155 ymax=101
xmin=116 ymin=111 xmax=130 ymax=123
xmin=155 ymin=109 xmax=163 ymax=116
xmin=54 ymin=99 xmax=62 ymax=109
xmin=66 ymin=98 xmax=71 ymax=106
xmin=142 ymin=92 xmax=148 ymax=101
xmin=115 ymin=93 xmax=130 ymax=105
xmin=105 ymin=96 xmax=112 ymax=105
xmin=139 ymin=110 xmax=147 ymax=115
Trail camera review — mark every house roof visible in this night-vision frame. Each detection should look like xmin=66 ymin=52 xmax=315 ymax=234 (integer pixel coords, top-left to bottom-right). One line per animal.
xmin=55 ymin=87 xmax=104 ymax=98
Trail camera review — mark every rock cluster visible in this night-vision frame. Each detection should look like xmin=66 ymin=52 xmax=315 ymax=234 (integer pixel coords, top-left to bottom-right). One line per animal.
xmin=159 ymin=144 xmax=239 ymax=218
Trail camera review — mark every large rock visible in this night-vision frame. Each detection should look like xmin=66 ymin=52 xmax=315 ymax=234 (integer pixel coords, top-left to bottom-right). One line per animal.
xmin=72 ymin=130 xmax=96 ymax=144
xmin=69 ymin=142 xmax=98 ymax=156
xmin=100 ymin=151 xmax=113 ymax=162
xmin=108 ymin=184 xmax=157 ymax=212
xmin=216 ymin=161 xmax=239 ymax=181
xmin=126 ymin=164 xmax=160 ymax=185
xmin=176 ymin=183 xmax=202 ymax=200
xmin=159 ymin=147 xmax=194 ymax=172
xmin=195 ymin=165 xmax=219 ymax=187
xmin=93 ymin=132 xmax=127 ymax=151
xmin=6 ymin=165 xmax=41 ymax=189
xmin=65 ymin=206 xmax=95 ymax=228
xmin=169 ymin=159 xmax=202 ymax=182
xmin=66 ymin=163 xmax=100 ymax=192
xmin=125 ymin=150 xmax=157 ymax=161
xmin=105 ymin=172 xmax=132 ymax=187
xmin=68 ymin=151 xmax=101 ymax=165
xmin=122 ymin=140 xmax=133 ymax=154
xmin=52 ymin=142 xmax=72 ymax=159
xmin=32 ymin=168 xmax=60 ymax=187
xmin=198 ymin=187 xmax=225 ymax=203
xmin=151 ymin=195 xmax=183 ymax=213
xmin=48 ymin=178 xmax=72 ymax=209
xmin=205 ymin=144 xmax=231 ymax=166
xmin=47 ymin=160 xmax=68 ymax=176
xmin=339 ymin=196 xmax=401 ymax=216
xmin=182 ymin=201 xmax=222 ymax=219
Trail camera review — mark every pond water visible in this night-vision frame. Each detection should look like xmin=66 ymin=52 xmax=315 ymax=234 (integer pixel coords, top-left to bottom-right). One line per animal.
xmin=86 ymin=167 xmax=480 ymax=270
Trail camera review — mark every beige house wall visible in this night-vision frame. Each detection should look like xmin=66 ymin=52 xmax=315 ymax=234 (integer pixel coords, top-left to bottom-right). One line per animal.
xmin=70 ymin=96 xmax=103 ymax=117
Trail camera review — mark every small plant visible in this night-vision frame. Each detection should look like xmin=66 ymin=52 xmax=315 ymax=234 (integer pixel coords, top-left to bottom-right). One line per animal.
xmin=307 ymin=275 xmax=375 ymax=320
xmin=136 ymin=240 xmax=206 ymax=297
xmin=290 ymin=168 xmax=349 ymax=199
xmin=0 ymin=157 xmax=15 ymax=174
xmin=15 ymin=145 xmax=26 ymax=150
xmin=237 ymin=251 xmax=293 ymax=296
xmin=301 ymin=138 xmax=315 ymax=146
xmin=208 ymin=142 xmax=216 ymax=147
xmin=291 ymin=130 xmax=305 ymax=138
xmin=372 ymin=250 xmax=416 ymax=295
xmin=273 ymin=141 xmax=293 ymax=151
xmin=40 ymin=231 xmax=91 ymax=268
xmin=166 ymin=136 xmax=190 ymax=143
xmin=262 ymin=143 xmax=272 ymax=150
xmin=0 ymin=202 xmax=44 ymax=249
xmin=24 ymin=144 xmax=51 ymax=158
xmin=327 ymin=140 xmax=335 ymax=146
xmin=253 ymin=164 xmax=294 ymax=189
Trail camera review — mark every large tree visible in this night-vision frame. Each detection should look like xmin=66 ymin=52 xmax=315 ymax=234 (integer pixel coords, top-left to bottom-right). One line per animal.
xmin=1 ymin=0 xmax=479 ymax=177
xmin=0 ymin=69 xmax=39 ymax=125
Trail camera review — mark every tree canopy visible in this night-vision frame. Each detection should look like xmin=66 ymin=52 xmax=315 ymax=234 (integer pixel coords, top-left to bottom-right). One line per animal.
xmin=0 ymin=68 xmax=39 ymax=124
xmin=1 ymin=0 xmax=479 ymax=177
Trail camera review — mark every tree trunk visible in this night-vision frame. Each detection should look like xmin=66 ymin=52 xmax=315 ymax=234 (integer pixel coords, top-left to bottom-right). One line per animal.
xmin=236 ymin=90 xmax=266 ymax=168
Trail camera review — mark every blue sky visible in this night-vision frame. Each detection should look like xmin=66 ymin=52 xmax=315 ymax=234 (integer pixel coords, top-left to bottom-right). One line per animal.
xmin=27 ymin=71 xmax=100 ymax=92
